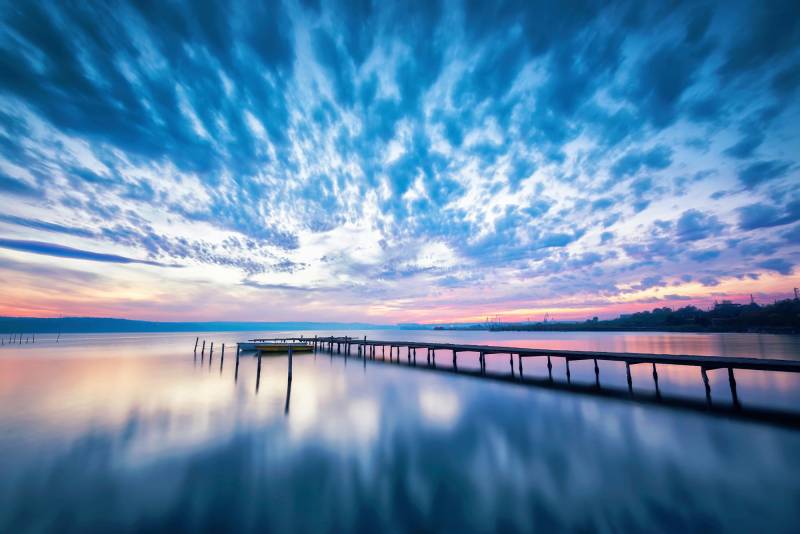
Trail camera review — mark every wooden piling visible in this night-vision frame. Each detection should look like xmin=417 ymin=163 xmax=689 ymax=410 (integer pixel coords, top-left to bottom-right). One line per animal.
xmin=594 ymin=358 xmax=600 ymax=386
xmin=728 ymin=368 xmax=739 ymax=408
xmin=220 ymin=344 xmax=225 ymax=372
xmin=194 ymin=337 xmax=199 ymax=353
xmin=235 ymin=344 xmax=240 ymax=382
xmin=626 ymin=362 xmax=632 ymax=392
xmin=256 ymin=352 xmax=262 ymax=392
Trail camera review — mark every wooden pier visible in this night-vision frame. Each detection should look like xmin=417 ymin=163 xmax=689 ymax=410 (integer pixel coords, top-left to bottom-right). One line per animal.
xmin=245 ymin=335 xmax=800 ymax=408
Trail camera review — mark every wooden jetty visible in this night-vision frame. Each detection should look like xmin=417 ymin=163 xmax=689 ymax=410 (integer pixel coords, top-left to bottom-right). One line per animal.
xmin=243 ymin=335 xmax=800 ymax=408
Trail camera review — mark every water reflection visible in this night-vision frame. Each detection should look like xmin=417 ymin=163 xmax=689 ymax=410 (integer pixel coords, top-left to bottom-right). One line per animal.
xmin=1 ymin=332 xmax=800 ymax=532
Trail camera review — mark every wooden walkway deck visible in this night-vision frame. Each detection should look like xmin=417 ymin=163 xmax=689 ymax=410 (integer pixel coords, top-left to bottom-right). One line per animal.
xmin=247 ymin=335 xmax=800 ymax=410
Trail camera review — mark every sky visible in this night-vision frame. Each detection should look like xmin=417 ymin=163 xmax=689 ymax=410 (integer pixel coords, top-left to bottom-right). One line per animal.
xmin=0 ymin=0 xmax=799 ymax=324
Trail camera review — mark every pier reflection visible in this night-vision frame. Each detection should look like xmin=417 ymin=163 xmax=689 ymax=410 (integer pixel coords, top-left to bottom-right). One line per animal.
xmin=298 ymin=340 xmax=800 ymax=429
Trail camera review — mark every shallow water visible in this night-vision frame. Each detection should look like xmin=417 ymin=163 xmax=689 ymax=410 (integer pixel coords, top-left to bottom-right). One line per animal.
xmin=1 ymin=330 xmax=799 ymax=532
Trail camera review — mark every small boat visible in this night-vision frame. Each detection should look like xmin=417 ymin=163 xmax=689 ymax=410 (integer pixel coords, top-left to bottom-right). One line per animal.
xmin=252 ymin=341 xmax=314 ymax=352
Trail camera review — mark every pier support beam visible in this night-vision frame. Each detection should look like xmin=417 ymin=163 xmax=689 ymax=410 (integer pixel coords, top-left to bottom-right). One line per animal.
xmin=235 ymin=344 xmax=240 ymax=382
xmin=626 ymin=362 xmax=632 ymax=393
xmin=701 ymin=367 xmax=711 ymax=404
xmin=728 ymin=368 xmax=740 ymax=409
xmin=255 ymin=352 xmax=262 ymax=393
xmin=652 ymin=363 xmax=660 ymax=398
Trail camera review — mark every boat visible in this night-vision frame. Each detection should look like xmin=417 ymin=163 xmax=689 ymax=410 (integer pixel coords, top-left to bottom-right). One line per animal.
xmin=238 ymin=341 xmax=313 ymax=353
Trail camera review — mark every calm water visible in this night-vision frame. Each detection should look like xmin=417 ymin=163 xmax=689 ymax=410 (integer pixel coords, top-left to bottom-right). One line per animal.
xmin=1 ymin=330 xmax=800 ymax=532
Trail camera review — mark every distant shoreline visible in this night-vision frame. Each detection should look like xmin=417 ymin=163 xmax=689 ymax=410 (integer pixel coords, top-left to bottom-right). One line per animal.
xmin=0 ymin=317 xmax=394 ymax=335
xmin=431 ymin=325 xmax=800 ymax=335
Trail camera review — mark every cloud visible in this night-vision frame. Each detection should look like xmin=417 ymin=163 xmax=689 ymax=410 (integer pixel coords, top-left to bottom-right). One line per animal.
xmin=688 ymin=249 xmax=721 ymax=262
xmin=737 ymin=160 xmax=793 ymax=188
xmin=610 ymin=145 xmax=673 ymax=179
xmin=0 ymin=214 xmax=96 ymax=238
xmin=0 ymin=238 xmax=178 ymax=267
xmin=737 ymin=201 xmax=800 ymax=230
xmin=757 ymin=258 xmax=793 ymax=275
xmin=0 ymin=173 xmax=38 ymax=197
xmin=675 ymin=210 xmax=724 ymax=242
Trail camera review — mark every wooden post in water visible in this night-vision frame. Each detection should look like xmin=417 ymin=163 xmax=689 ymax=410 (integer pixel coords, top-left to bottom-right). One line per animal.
xmin=518 ymin=355 xmax=523 ymax=377
xmin=452 ymin=349 xmax=457 ymax=369
xmin=209 ymin=342 xmax=214 ymax=367
xmin=565 ymin=358 xmax=571 ymax=383
xmin=652 ymin=363 xmax=660 ymax=398
xmin=220 ymin=344 xmax=225 ymax=373
xmin=626 ymin=362 xmax=633 ymax=392
xmin=594 ymin=358 xmax=600 ymax=386
xmin=701 ymin=367 xmax=711 ymax=404
xmin=194 ymin=337 xmax=199 ymax=353
xmin=288 ymin=346 xmax=293 ymax=381
xmin=201 ymin=340 xmax=206 ymax=356
xmin=256 ymin=351 xmax=262 ymax=393
xmin=728 ymin=368 xmax=739 ymax=408
xmin=235 ymin=344 xmax=240 ymax=382
xmin=509 ymin=353 xmax=514 ymax=376
xmin=547 ymin=355 xmax=553 ymax=381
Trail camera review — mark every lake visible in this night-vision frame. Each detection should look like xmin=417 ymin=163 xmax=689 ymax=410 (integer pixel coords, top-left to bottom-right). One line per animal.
xmin=1 ymin=330 xmax=800 ymax=532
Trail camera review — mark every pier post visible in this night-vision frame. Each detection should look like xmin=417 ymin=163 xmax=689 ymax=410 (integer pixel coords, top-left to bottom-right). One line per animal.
xmin=407 ymin=347 xmax=411 ymax=364
xmin=547 ymin=355 xmax=552 ymax=381
xmin=652 ymin=363 xmax=660 ymax=398
xmin=728 ymin=368 xmax=739 ymax=408
xmin=235 ymin=344 xmax=240 ymax=382
xmin=594 ymin=358 xmax=600 ymax=386
xmin=427 ymin=347 xmax=431 ymax=364
xmin=256 ymin=352 xmax=262 ymax=393
xmin=701 ymin=367 xmax=711 ymax=404
xmin=194 ymin=337 xmax=199 ymax=353
xmin=452 ymin=350 xmax=458 ymax=371
xmin=565 ymin=358 xmax=571 ymax=383
xmin=288 ymin=346 xmax=293 ymax=380
xmin=432 ymin=349 xmax=436 ymax=367
xmin=201 ymin=340 xmax=206 ymax=357
xmin=509 ymin=353 xmax=514 ymax=376
xmin=413 ymin=347 xmax=417 ymax=365
xmin=518 ymin=355 xmax=523 ymax=377
xmin=626 ymin=362 xmax=632 ymax=392
xmin=220 ymin=344 xmax=225 ymax=373
xmin=209 ymin=342 xmax=214 ymax=367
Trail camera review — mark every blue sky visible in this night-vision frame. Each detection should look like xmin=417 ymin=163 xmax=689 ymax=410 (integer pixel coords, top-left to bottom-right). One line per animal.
xmin=0 ymin=0 xmax=798 ymax=322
